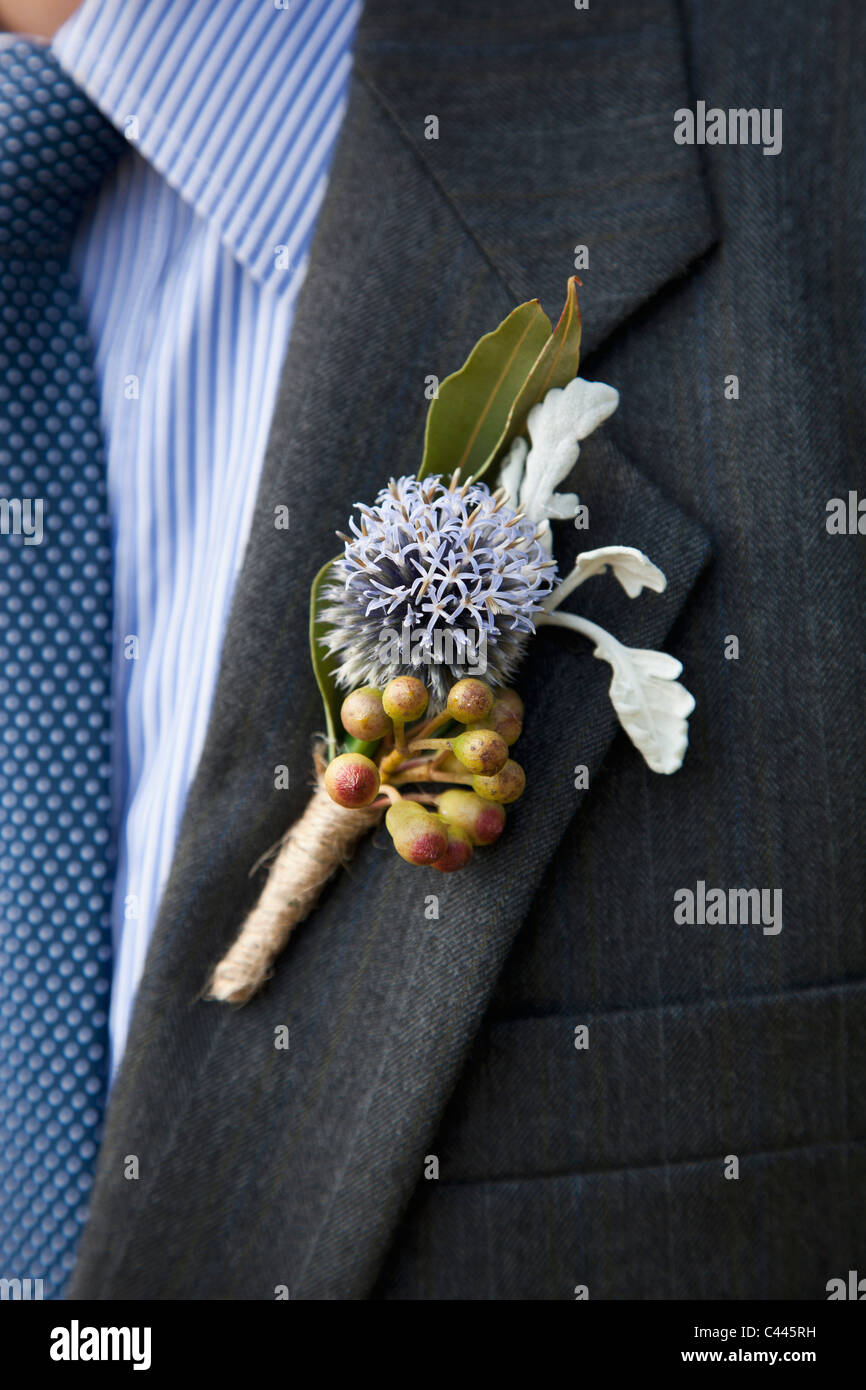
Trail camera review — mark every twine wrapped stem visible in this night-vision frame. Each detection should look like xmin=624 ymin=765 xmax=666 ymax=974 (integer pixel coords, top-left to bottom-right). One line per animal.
xmin=206 ymin=748 xmax=382 ymax=1003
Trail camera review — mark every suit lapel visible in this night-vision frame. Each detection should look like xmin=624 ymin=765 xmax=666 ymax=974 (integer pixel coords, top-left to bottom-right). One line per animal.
xmin=354 ymin=0 xmax=717 ymax=355
xmin=71 ymin=0 xmax=716 ymax=1297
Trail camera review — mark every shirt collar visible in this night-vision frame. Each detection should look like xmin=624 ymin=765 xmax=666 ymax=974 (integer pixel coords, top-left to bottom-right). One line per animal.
xmin=52 ymin=0 xmax=362 ymax=289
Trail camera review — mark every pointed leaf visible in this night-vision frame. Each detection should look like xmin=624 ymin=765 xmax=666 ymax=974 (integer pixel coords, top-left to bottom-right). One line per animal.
xmin=496 ymin=275 xmax=583 ymax=464
xmin=419 ymin=299 xmax=551 ymax=481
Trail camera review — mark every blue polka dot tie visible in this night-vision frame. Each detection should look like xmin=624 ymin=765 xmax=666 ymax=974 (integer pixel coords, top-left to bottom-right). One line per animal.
xmin=0 ymin=41 xmax=125 ymax=1299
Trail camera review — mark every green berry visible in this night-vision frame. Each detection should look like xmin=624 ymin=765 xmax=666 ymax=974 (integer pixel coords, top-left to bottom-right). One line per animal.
xmin=446 ymin=677 xmax=494 ymax=724
xmin=467 ymin=696 xmax=522 ymax=746
xmin=324 ymin=752 xmax=380 ymax=808
xmin=340 ymin=687 xmax=392 ymax=741
xmin=382 ymin=675 xmax=429 ymax=722
xmin=497 ymin=688 xmax=524 ymax=719
xmin=434 ymin=752 xmax=465 ymax=777
xmin=436 ymin=789 xmax=506 ymax=846
xmin=432 ymin=824 xmax=474 ymax=872
xmin=472 ymin=758 xmax=526 ymax=804
xmin=385 ymin=801 xmax=448 ymax=865
xmin=452 ymin=728 xmax=508 ymax=775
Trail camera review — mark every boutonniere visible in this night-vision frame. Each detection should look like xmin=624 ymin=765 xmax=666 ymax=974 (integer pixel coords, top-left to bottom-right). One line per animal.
xmin=208 ymin=279 xmax=694 ymax=1003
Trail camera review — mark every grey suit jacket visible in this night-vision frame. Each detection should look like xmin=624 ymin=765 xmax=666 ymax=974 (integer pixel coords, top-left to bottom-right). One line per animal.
xmin=70 ymin=0 xmax=866 ymax=1299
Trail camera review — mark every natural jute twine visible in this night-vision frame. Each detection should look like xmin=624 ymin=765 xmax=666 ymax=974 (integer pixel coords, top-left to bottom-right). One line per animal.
xmin=206 ymin=747 xmax=383 ymax=1003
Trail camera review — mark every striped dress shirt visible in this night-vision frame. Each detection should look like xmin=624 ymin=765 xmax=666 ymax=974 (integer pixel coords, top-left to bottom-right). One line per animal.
xmin=45 ymin=0 xmax=362 ymax=1075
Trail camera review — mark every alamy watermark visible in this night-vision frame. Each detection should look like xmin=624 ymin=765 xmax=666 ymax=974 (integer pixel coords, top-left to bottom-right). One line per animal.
xmin=674 ymin=880 xmax=782 ymax=935
xmin=827 ymin=1270 xmax=866 ymax=1300
xmin=675 ymin=102 xmax=782 ymax=156
xmin=378 ymin=622 xmax=488 ymax=675
xmin=50 ymin=1320 xmax=151 ymax=1370
xmin=1 ymin=1276 xmax=43 ymax=1299
xmin=0 ymin=497 xmax=43 ymax=545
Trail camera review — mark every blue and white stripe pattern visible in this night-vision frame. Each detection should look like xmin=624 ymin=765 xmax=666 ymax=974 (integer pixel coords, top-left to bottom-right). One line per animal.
xmin=50 ymin=0 xmax=362 ymax=1074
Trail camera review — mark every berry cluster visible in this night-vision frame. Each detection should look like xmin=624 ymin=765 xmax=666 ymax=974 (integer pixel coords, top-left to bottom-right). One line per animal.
xmin=323 ymin=676 xmax=526 ymax=873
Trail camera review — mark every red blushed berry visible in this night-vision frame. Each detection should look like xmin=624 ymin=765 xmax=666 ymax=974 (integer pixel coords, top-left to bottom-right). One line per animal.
xmin=412 ymin=829 xmax=452 ymax=864
xmin=385 ymin=801 xmax=449 ymax=865
xmin=432 ymin=825 xmax=474 ymax=872
xmin=435 ymin=789 xmax=506 ymax=845
xmin=324 ymin=752 xmax=380 ymax=808
xmin=474 ymin=802 xmax=507 ymax=845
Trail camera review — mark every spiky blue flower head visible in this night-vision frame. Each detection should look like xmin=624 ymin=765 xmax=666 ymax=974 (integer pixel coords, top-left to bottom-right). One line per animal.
xmin=322 ymin=473 xmax=557 ymax=707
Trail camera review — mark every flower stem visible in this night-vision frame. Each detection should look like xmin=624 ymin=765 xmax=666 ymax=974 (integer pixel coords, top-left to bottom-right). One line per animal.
xmin=408 ymin=737 xmax=451 ymax=754
xmin=542 ymin=560 xmax=594 ymax=612
xmin=536 ymin=610 xmax=607 ymax=642
xmin=410 ymin=709 xmax=451 ymax=741
xmin=390 ymin=763 xmax=474 ymax=787
xmin=376 ymin=783 xmax=404 ymax=806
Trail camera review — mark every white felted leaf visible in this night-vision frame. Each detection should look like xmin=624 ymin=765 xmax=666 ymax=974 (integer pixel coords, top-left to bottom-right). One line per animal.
xmin=498 ymin=436 xmax=527 ymax=508
xmin=573 ymin=546 xmax=667 ymax=597
xmin=536 ymin=518 xmax=553 ymax=554
xmin=543 ymin=490 xmax=580 ymax=520
xmin=545 ymin=545 xmax=667 ymax=611
xmin=593 ymin=637 xmax=694 ymax=774
xmin=517 ymin=377 xmax=619 ymax=524
xmin=537 ymin=611 xmax=695 ymax=774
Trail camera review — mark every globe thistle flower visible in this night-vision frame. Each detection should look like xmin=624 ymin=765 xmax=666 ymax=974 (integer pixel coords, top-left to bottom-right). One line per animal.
xmin=321 ymin=474 xmax=557 ymax=706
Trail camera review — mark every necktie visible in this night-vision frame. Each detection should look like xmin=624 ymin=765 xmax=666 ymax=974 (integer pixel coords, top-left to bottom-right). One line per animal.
xmin=0 ymin=40 xmax=124 ymax=1299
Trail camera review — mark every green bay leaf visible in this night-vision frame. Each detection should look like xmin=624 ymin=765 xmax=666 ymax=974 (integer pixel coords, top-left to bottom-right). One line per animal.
xmin=418 ymin=299 xmax=551 ymax=482
xmin=496 ymin=275 xmax=583 ymax=464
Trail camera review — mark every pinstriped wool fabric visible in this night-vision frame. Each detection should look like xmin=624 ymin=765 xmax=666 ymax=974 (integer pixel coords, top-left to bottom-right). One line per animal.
xmin=49 ymin=0 xmax=362 ymax=1074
